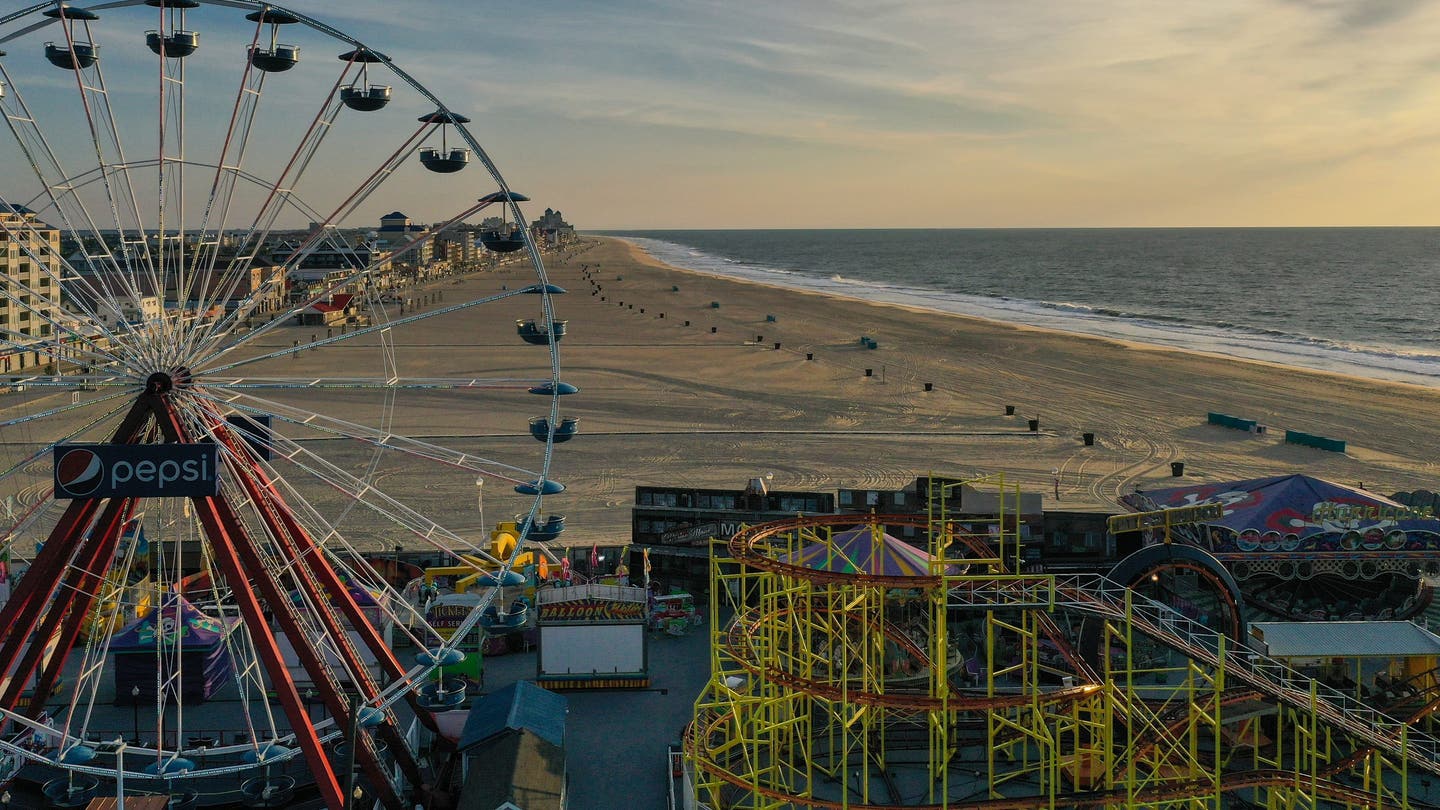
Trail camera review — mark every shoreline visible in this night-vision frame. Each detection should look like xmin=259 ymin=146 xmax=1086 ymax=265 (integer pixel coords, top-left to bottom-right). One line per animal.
xmin=604 ymin=233 xmax=1440 ymax=392
xmin=612 ymin=237 xmax=1434 ymax=395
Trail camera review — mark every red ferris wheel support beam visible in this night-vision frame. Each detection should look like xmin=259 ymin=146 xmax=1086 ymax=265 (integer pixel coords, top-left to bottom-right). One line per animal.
xmin=14 ymin=498 xmax=136 ymax=721
xmin=142 ymin=396 xmax=354 ymax=809
xmin=0 ymin=393 xmax=161 ymax=726
xmin=210 ymin=424 xmax=409 ymax=809
xmin=189 ymin=490 xmax=347 ymax=810
xmin=0 ymin=499 xmax=97 ymax=695
xmin=225 ymin=428 xmax=442 ymax=734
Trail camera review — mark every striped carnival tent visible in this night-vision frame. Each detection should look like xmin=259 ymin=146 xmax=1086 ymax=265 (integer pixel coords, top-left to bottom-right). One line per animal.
xmin=782 ymin=525 xmax=947 ymax=577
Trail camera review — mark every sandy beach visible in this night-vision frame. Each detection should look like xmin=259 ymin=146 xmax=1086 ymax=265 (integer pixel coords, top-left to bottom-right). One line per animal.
xmin=11 ymin=235 xmax=1438 ymax=552
xmin=319 ymin=232 xmax=1437 ymax=549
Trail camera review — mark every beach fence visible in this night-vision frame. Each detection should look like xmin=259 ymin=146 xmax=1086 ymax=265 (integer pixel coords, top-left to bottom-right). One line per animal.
xmin=1207 ymin=412 xmax=1265 ymax=434
xmin=1284 ymin=431 xmax=1346 ymax=453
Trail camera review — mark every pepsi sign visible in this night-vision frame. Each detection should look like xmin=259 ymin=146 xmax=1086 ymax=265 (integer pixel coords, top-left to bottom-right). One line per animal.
xmin=54 ymin=444 xmax=221 ymax=499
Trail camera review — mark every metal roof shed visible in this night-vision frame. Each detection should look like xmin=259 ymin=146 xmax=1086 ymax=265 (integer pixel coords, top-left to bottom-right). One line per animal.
xmin=1250 ymin=621 xmax=1440 ymax=659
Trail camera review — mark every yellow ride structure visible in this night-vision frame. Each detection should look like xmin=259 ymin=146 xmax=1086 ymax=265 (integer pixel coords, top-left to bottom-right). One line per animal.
xmin=686 ymin=474 xmax=1438 ymax=808
xmin=420 ymin=521 xmax=548 ymax=593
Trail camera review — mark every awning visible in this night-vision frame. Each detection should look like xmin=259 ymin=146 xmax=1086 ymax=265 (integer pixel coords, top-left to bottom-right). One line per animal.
xmin=1250 ymin=621 xmax=1440 ymax=659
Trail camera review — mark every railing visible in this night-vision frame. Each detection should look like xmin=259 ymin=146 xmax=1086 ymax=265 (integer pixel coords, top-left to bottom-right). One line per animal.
xmin=1037 ymin=572 xmax=1440 ymax=776
xmin=537 ymin=582 xmax=648 ymax=604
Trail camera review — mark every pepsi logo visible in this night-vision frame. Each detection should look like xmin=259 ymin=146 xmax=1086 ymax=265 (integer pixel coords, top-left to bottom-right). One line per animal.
xmin=56 ymin=448 xmax=103 ymax=496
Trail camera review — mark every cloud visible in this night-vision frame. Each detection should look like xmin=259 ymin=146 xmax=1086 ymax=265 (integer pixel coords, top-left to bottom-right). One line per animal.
xmin=6 ymin=0 xmax=1440 ymax=226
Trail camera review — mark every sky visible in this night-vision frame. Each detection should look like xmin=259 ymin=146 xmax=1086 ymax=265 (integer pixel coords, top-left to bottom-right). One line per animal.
xmin=6 ymin=1 xmax=1440 ymax=229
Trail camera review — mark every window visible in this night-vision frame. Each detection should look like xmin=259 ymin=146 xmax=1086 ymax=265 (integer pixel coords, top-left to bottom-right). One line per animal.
xmin=838 ymin=491 xmax=853 ymax=506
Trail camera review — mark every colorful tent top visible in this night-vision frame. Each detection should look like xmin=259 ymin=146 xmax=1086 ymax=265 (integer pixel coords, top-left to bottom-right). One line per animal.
xmin=781 ymin=526 xmax=943 ymax=577
xmin=111 ymin=595 xmax=225 ymax=651
xmin=1121 ymin=474 xmax=1440 ymax=554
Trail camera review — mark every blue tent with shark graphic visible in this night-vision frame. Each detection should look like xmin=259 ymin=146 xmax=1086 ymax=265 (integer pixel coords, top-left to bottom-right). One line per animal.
xmin=111 ymin=595 xmax=231 ymax=704
xmin=1121 ymin=474 xmax=1440 ymax=554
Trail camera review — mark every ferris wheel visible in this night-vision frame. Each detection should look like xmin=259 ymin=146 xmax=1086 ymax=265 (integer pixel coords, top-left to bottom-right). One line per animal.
xmin=0 ymin=1 xmax=572 ymax=807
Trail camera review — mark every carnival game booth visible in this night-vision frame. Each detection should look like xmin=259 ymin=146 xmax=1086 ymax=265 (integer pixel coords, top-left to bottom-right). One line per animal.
xmin=1121 ymin=474 xmax=1440 ymax=620
xmin=111 ymin=596 xmax=232 ymax=705
xmin=536 ymin=581 xmax=649 ymax=690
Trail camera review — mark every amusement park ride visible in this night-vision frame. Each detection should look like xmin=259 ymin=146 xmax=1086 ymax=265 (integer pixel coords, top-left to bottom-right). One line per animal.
xmin=688 ymin=476 xmax=1440 ymax=809
xmin=0 ymin=1 xmax=572 ymax=807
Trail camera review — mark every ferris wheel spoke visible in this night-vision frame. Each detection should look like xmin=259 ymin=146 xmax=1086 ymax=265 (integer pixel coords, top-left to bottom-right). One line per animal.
xmin=204 ymin=192 xmax=491 ymax=362
xmin=200 ymin=285 xmax=540 ymax=376
xmin=0 ymin=62 xmax=131 ymax=282
xmin=174 ymin=397 xmax=504 ymax=594
xmin=179 ymin=63 xmax=359 ymax=360
xmin=193 ymin=387 xmax=538 ymax=481
xmin=0 ymin=395 xmax=134 ymax=491
xmin=0 ymin=176 xmax=154 ymax=369
xmin=200 ymin=376 xmax=543 ymax=391
xmin=53 ymin=16 xmax=163 ymax=311
xmin=0 ymin=388 xmax=131 ymax=431
xmin=186 ymin=12 xmax=268 ymax=292
xmin=197 ymin=414 xmax=504 ymax=568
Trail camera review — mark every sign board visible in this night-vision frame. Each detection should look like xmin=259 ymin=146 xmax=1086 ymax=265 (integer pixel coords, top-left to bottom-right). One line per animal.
xmin=53 ymin=444 xmax=221 ymax=499
xmin=660 ymin=520 xmax=745 ymax=546
xmin=226 ymin=414 xmax=273 ymax=461
xmin=1107 ymin=502 xmax=1225 ymax=534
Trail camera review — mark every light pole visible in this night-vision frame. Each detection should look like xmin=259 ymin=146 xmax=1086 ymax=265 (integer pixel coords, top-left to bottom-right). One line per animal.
xmin=130 ymin=685 xmax=140 ymax=743
xmin=475 ymin=477 xmax=484 ymax=530
xmin=342 ymin=692 xmax=360 ymax=810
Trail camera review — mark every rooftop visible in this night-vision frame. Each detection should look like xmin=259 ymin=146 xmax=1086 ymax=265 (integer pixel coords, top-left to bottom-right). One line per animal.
xmin=1251 ymin=621 xmax=1440 ymax=659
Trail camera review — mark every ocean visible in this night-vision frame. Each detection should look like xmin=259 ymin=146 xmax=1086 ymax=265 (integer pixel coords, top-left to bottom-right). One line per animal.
xmin=597 ymin=228 xmax=1440 ymax=389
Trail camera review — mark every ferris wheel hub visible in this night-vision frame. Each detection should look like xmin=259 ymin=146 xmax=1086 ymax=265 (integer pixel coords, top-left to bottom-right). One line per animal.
xmin=143 ymin=367 xmax=193 ymax=395
xmin=145 ymin=371 xmax=174 ymax=394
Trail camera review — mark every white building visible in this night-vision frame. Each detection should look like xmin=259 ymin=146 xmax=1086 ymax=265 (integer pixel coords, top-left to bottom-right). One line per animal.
xmin=0 ymin=202 xmax=61 ymax=374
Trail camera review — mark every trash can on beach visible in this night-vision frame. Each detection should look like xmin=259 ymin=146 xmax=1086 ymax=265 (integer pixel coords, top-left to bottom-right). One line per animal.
xmin=1083 ymin=432 xmax=1095 ymax=446
xmin=1005 ymin=405 xmax=1015 ymax=416
xmin=1028 ymin=419 xmax=1039 ymax=432
xmin=1171 ymin=462 xmax=1185 ymax=477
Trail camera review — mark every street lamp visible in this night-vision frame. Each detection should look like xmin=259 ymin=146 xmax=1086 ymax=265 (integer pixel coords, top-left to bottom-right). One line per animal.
xmin=475 ymin=477 xmax=484 ymax=528
xmin=130 ymin=685 xmax=140 ymax=743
